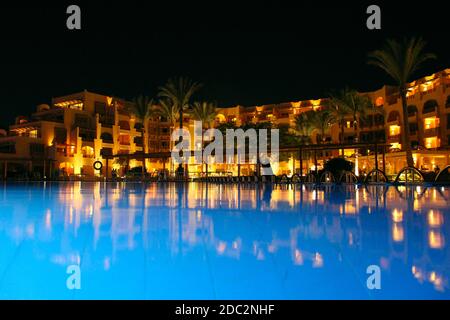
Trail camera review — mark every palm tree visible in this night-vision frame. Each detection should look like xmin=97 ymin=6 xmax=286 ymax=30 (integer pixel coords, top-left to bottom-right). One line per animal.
xmin=156 ymin=98 xmax=180 ymax=128
xmin=190 ymin=101 xmax=217 ymax=128
xmin=130 ymin=95 xmax=157 ymax=175
xmin=328 ymin=94 xmax=350 ymax=144
xmin=130 ymin=95 xmax=155 ymax=150
xmin=158 ymin=76 xmax=202 ymax=134
xmin=309 ymin=109 xmax=335 ymax=144
xmin=190 ymin=101 xmax=217 ymax=175
xmin=329 ymin=88 xmax=373 ymax=143
xmin=155 ymin=98 xmax=180 ymax=152
xmin=294 ymin=111 xmax=315 ymax=145
xmin=368 ymin=37 xmax=436 ymax=167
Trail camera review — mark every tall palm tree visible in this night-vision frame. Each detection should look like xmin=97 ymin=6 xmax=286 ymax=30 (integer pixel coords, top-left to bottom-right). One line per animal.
xmin=156 ymin=98 xmax=180 ymax=128
xmin=330 ymin=88 xmax=373 ymax=143
xmin=158 ymin=77 xmax=202 ymax=134
xmin=368 ymin=37 xmax=436 ymax=167
xmin=130 ymin=95 xmax=155 ymax=151
xmin=309 ymin=109 xmax=335 ymax=144
xmin=155 ymin=98 xmax=180 ymax=152
xmin=190 ymin=101 xmax=217 ymax=175
xmin=294 ymin=111 xmax=315 ymax=145
xmin=130 ymin=95 xmax=156 ymax=175
xmin=328 ymin=94 xmax=350 ymax=144
xmin=190 ymin=101 xmax=217 ymax=128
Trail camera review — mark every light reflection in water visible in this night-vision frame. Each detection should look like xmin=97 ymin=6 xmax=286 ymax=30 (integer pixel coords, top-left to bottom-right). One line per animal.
xmin=0 ymin=182 xmax=449 ymax=299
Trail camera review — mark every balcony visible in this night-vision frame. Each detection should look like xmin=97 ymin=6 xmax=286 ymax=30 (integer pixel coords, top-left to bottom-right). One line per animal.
xmin=119 ymin=121 xmax=130 ymax=131
xmin=423 ymin=127 xmax=440 ymax=137
xmin=387 ymin=134 xmax=401 ymax=143
xmin=100 ymin=115 xmax=114 ymax=128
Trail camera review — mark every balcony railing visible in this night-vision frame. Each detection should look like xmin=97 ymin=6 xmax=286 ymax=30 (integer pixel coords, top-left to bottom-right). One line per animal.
xmin=423 ymin=127 xmax=439 ymax=137
xmin=388 ymin=134 xmax=401 ymax=142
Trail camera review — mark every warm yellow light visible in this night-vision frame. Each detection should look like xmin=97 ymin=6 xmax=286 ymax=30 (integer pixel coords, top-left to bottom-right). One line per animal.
xmin=392 ymin=224 xmax=404 ymax=242
xmin=390 ymin=142 xmax=402 ymax=151
xmin=425 ymin=137 xmax=439 ymax=149
xmin=428 ymin=230 xmax=444 ymax=249
xmin=428 ymin=210 xmax=444 ymax=227
xmin=389 ymin=125 xmax=401 ymax=137
xmin=424 ymin=117 xmax=439 ymax=130
xmin=392 ymin=209 xmax=403 ymax=223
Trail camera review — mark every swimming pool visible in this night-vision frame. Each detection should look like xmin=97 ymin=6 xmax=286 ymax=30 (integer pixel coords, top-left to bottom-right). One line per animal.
xmin=0 ymin=182 xmax=448 ymax=300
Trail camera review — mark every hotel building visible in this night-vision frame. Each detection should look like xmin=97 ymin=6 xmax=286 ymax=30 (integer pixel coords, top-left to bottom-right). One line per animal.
xmin=0 ymin=68 xmax=449 ymax=179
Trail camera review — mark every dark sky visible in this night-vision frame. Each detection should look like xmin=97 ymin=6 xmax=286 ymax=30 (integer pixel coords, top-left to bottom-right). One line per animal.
xmin=0 ymin=1 xmax=448 ymax=128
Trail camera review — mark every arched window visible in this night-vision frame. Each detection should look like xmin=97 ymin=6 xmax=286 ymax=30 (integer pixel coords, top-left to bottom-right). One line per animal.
xmin=387 ymin=111 xmax=400 ymax=123
xmin=423 ymin=100 xmax=438 ymax=114
xmin=81 ymin=146 xmax=94 ymax=158
xmin=407 ymin=105 xmax=418 ymax=117
xmin=119 ymin=120 xmax=130 ymax=130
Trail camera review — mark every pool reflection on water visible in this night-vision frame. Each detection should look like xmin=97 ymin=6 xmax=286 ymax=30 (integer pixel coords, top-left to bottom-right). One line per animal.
xmin=0 ymin=182 xmax=449 ymax=299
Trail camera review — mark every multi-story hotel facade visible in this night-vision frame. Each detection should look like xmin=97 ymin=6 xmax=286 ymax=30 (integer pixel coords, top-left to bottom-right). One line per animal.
xmin=1 ymin=68 xmax=449 ymax=179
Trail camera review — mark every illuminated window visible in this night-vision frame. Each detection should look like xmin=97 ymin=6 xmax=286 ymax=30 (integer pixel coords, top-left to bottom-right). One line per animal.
xmin=81 ymin=146 xmax=94 ymax=158
xmin=389 ymin=125 xmax=401 ymax=137
xmin=424 ymin=117 xmax=439 ymax=130
xmin=346 ymin=121 xmax=351 ymax=128
xmin=375 ymin=97 xmax=384 ymax=107
xmin=29 ymin=130 xmax=38 ymax=138
xmin=425 ymin=137 xmax=440 ymax=149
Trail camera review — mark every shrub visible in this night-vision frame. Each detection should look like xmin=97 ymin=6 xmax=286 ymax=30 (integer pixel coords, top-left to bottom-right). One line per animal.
xmin=324 ymin=157 xmax=354 ymax=179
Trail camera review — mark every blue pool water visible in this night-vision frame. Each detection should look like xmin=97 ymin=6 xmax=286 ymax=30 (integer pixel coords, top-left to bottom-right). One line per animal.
xmin=0 ymin=182 xmax=449 ymax=300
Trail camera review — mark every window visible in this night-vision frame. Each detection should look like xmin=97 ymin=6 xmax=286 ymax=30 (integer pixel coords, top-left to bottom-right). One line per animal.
xmin=74 ymin=114 xmax=90 ymax=128
xmin=425 ymin=137 xmax=440 ymax=149
xmin=134 ymin=136 xmax=143 ymax=146
xmin=423 ymin=100 xmax=438 ymax=114
xmin=407 ymin=105 xmax=418 ymax=117
xmin=29 ymin=143 xmax=44 ymax=155
xmin=54 ymin=127 xmax=67 ymax=144
xmin=375 ymin=97 xmax=384 ymax=107
xmin=94 ymin=101 xmax=107 ymax=115
xmin=134 ymin=122 xmax=143 ymax=131
xmin=0 ymin=142 xmax=16 ymax=154
xmin=389 ymin=125 xmax=401 ymax=137
xmin=119 ymin=134 xmax=130 ymax=145
xmin=374 ymin=114 xmax=385 ymax=126
xmin=101 ymin=132 xmax=113 ymax=143
xmin=119 ymin=120 xmax=130 ymax=130
xmin=81 ymin=146 xmax=94 ymax=158
xmin=29 ymin=129 xmax=38 ymax=138
xmin=101 ymin=148 xmax=112 ymax=156
xmin=409 ymin=123 xmax=418 ymax=134
xmin=424 ymin=117 xmax=439 ymax=130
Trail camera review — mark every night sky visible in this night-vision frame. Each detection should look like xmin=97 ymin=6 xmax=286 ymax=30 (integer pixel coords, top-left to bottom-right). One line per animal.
xmin=0 ymin=1 xmax=448 ymax=128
